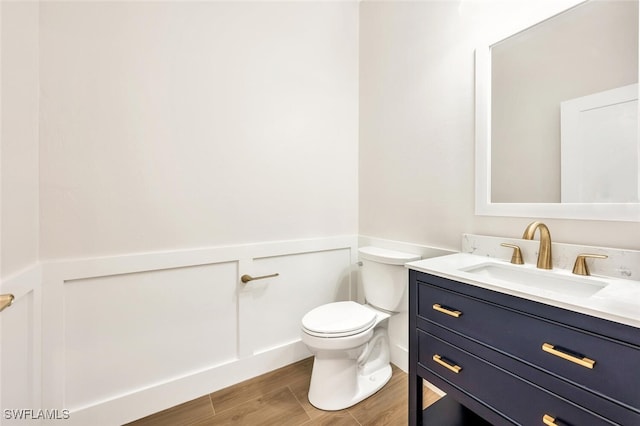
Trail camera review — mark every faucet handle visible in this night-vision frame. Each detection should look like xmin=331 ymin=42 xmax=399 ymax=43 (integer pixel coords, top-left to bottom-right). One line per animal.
xmin=501 ymin=243 xmax=524 ymax=265
xmin=572 ymin=254 xmax=608 ymax=276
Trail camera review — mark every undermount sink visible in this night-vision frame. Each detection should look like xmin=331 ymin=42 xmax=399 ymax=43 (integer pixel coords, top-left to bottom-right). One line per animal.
xmin=460 ymin=263 xmax=608 ymax=298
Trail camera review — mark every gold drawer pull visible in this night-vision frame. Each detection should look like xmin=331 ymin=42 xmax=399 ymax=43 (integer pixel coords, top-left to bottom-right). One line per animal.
xmin=542 ymin=343 xmax=595 ymax=369
xmin=542 ymin=414 xmax=558 ymax=426
xmin=432 ymin=354 xmax=462 ymax=373
xmin=432 ymin=304 xmax=462 ymax=318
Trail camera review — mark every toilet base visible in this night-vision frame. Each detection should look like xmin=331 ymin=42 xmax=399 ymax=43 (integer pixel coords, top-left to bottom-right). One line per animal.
xmin=307 ymin=328 xmax=392 ymax=411
xmin=308 ymin=361 xmax=392 ymax=411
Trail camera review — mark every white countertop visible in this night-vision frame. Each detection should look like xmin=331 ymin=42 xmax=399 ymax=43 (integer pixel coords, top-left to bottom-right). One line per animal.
xmin=407 ymin=253 xmax=640 ymax=329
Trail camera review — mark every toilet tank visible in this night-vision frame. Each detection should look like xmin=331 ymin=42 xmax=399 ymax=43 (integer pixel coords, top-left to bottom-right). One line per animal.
xmin=359 ymin=247 xmax=421 ymax=312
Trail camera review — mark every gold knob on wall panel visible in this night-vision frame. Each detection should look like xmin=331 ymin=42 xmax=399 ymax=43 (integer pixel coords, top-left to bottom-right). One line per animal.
xmin=240 ymin=273 xmax=279 ymax=283
xmin=0 ymin=294 xmax=14 ymax=313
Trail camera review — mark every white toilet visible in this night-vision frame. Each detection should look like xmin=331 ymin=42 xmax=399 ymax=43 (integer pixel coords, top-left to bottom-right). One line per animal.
xmin=300 ymin=246 xmax=421 ymax=411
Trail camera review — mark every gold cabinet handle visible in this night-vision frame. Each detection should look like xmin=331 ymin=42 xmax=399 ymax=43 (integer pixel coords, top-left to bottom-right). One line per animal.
xmin=0 ymin=294 xmax=14 ymax=313
xmin=432 ymin=354 xmax=462 ymax=373
xmin=542 ymin=414 xmax=558 ymax=426
xmin=240 ymin=273 xmax=279 ymax=283
xmin=542 ymin=343 xmax=595 ymax=369
xmin=432 ymin=304 xmax=462 ymax=318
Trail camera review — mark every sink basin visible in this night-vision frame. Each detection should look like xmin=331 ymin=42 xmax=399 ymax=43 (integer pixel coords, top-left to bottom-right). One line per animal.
xmin=460 ymin=263 xmax=608 ymax=298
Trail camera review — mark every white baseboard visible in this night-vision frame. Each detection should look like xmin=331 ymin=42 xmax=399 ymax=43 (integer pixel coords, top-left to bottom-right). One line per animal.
xmin=69 ymin=341 xmax=312 ymax=426
xmin=423 ymin=379 xmax=446 ymax=397
xmin=390 ymin=343 xmax=408 ymax=373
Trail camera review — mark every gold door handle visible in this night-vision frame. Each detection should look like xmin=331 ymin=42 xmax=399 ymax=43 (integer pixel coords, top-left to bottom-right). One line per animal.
xmin=432 ymin=304 xmax=462 ymax=318
xmin=542 ymin=414 xmax=558 ymax=426
xmin=241 ymin=273 xmax=279 ymax=283
xmin=0 ymin=294 xmax=15 ymax=313
xmin=432 ymin=354 xmax=462 ymax=373
xmin=542 ymin=343 xmax=595 ymax=369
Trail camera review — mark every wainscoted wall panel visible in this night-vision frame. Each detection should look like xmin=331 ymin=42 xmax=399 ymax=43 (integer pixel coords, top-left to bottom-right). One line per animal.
xmin=0 ymin=236 xmax=453 ymax=424
xmin=63 ymin=261 xmax=239 ymax=411
xmin=37 ymin=236 xmax=358 ymax=425
xmin=2 ymin=291 xmax=36 ymax=414
xmin=250 ymin=248 xmax=353 ymax=354
xmin=0 ymin=265 xmax=42 ymax=424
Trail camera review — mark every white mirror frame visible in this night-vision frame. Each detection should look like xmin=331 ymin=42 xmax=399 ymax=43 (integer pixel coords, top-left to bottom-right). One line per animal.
xmin=475 ymin=4 xmax=640 ymax=222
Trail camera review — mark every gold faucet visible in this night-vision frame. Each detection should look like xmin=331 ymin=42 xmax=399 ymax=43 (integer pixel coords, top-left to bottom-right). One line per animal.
xmin=572 ymin=254 xmax=608 ymax=276
xmin=522 ymin=221 xmax=552 ymax=269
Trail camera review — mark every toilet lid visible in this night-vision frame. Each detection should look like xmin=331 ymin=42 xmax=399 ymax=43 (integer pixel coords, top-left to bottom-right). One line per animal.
xmin=302 ymin=301 xmax=377 ymax=337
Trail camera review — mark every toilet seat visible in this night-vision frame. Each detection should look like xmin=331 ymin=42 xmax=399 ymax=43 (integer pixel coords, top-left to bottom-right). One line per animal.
xmin=302 ymin=301 xmax=377 ymax=338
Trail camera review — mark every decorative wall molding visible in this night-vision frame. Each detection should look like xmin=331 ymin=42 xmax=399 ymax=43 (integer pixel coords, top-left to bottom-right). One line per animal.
xmin=1 ymin=234 xmax=453 ymax=424
xmin=4 ymin=236 xmax=360 ymax=425
xmin=0 ymin=263 xmax=43 ymax=419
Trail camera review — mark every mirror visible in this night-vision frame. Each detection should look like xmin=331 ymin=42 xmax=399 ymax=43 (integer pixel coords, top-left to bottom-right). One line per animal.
xmin=476 ymin=0 xmax=640 ymax=221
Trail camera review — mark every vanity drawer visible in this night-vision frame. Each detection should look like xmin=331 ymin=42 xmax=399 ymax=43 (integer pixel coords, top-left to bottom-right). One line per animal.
xmin=418 ymin=330 xmax=615 ymax=426
xmin=417 ymin=282 xmax=640 ymax=411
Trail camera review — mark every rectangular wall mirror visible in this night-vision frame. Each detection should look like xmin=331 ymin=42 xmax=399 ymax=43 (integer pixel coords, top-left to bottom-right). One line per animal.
xmin=475 ymin=0 xmax=640 ymax=221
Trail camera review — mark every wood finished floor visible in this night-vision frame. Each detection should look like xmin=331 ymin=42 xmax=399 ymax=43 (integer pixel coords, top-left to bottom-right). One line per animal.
xmin=126 ymin=357 xmax=441 ymax=426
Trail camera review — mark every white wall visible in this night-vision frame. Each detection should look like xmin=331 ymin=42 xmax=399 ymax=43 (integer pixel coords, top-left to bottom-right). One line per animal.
xmin=1 ymin=2 xmax=361 ymax=424
xmin=359 ymin=0 xmax=640 ymax=252
xmin=1 ymin=3 xmax=43 ymax=421
xmin=1 ymin=1 xmax=39 ymax=278
xmin=39 ymin=1 xmax=359 ymax=260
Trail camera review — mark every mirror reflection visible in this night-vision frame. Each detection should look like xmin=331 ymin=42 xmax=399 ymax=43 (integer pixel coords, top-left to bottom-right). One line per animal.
xmin=490 ymin=0 xmax=638 ymax=203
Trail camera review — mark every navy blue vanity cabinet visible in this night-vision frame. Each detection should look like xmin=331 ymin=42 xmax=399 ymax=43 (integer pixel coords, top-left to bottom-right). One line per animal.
xmin=409 ymin=269 xmax=640 ymax=426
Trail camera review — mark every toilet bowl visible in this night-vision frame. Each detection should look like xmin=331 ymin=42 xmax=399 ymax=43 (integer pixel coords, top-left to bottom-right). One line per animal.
xmin=301 ymin=301 xmax=392 ymax=411
xmin=300 ymin=247 xmax=421 ymax=411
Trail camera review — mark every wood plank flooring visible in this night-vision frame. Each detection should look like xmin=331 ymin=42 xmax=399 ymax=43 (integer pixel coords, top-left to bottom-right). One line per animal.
xmin=126 ymin=357 xmax=441 ymax=426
